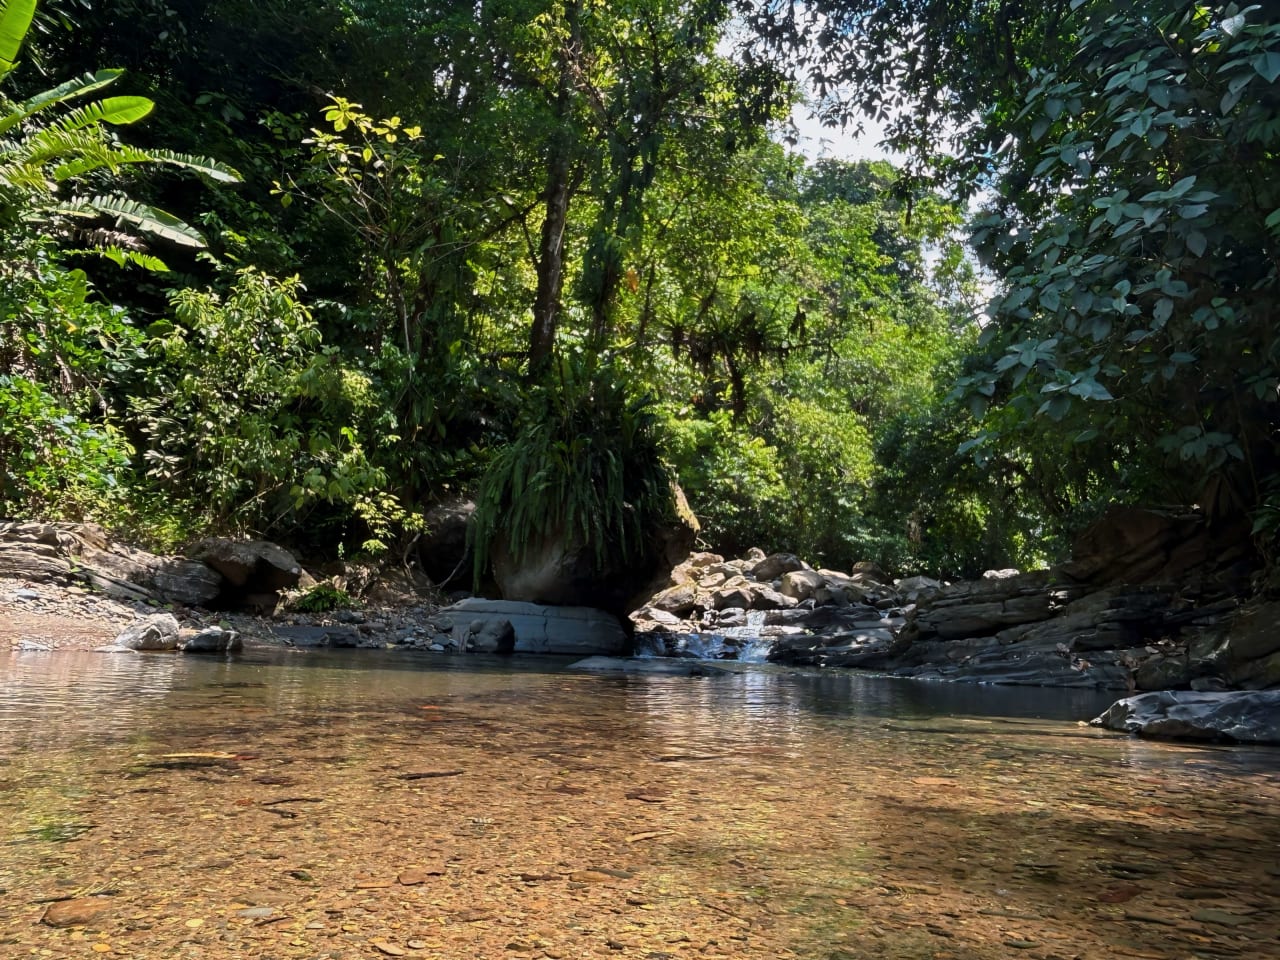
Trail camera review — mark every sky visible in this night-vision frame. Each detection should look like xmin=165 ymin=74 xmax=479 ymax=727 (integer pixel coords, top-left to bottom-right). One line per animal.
xmin=787 ymin=101 xmax=898 ymax=164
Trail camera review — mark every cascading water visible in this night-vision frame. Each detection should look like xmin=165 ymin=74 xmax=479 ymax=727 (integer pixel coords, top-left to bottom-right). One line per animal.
xmin=633 ymin=610 xmax=776 ymax=662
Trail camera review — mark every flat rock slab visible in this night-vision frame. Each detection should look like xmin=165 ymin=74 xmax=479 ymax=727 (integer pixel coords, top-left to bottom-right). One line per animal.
xmin=442 ymin=599 xmax=627 ymax=656
xmin=1092 ymin=690 xmax=1280 ymax=744
xmin=568 ymin=656 xmax=730 ymax=677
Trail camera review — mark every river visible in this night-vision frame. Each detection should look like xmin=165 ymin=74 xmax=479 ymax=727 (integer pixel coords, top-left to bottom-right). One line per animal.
xmin=2 ymin=647 xmax=1277 ymax=959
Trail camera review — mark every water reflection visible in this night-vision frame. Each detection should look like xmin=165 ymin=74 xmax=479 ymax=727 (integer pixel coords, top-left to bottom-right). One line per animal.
xmin=1 ymin=647 xmax=1278 ymax=960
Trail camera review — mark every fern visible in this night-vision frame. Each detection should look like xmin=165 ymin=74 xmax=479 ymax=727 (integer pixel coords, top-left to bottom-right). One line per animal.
xmin=470 ymin=357 xmax=677 ymax=588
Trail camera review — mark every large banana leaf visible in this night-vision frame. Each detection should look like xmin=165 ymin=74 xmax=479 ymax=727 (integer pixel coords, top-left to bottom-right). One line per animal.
xmin=0 ymin=0 xmax=35 ymax=78
xmin=58 ymin=194 xmax=207 ymax=248
xmin=0 ymin=70 xmax=127 ymax=136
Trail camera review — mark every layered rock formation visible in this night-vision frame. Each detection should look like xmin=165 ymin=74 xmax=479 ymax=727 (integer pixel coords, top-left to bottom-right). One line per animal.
xmin=630 ymin=507 xmax=1276 ymax=697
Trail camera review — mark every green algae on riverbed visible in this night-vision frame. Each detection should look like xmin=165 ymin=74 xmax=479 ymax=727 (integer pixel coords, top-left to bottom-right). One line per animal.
xmin=1 ymin=651 xmax=1277 ymax=959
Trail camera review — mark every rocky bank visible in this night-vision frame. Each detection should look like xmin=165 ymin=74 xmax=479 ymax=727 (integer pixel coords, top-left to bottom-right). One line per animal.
xmin=3 ymin=510 xmax=1278 ymax=742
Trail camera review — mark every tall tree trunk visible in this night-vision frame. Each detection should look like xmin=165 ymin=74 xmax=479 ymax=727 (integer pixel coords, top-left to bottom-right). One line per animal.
xmin=529 ymin=0 xmax=582 ymax=374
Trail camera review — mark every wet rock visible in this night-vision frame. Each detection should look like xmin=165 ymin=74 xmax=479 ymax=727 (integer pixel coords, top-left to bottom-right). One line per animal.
xmin=179 ymin=625 xmax=242 ymax=654
xmin=41 ymin=898 xmax=110 ymax=927
xmin=1092 ymin=690 xmax=1280 ymax=743
xmin=270 ymin=624 xmax=361 ymax=647
xmin=116 ymin=613 xmax=180 ymax=651
xmin=467 ymin=617 xmax=516 ymax=654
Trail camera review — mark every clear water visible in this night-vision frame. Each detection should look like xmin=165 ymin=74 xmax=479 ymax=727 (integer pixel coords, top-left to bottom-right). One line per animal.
xmin=2 ymin=648 xmax=1277 ymax=959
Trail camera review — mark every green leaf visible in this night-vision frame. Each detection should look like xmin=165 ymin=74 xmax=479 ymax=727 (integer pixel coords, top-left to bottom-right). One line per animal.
xmin=1186 ymin=230 xmax=1207 ymax=257
xmin=1256 ymin=52 xmax=1280 ymax=84
xmin=0 ymin=0 xmax=34 ymax=76
xmin=1221 ymin=13 xmax=1246 ymax=37
xmin=0 ymin=69 xmax=124 ymax=136
xmin=60 ymin=195 xmax=207 ymax=248
xmin=94 ymin=96 xmax=154 ymax=125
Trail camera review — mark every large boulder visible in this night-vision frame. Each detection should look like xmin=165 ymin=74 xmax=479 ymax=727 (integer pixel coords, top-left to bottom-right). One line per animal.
xmin=188 ymin=538 xmax=307 ymax=609
xmin=779 ymin=569 xmax=825 ymax=602
xmin=751 ymin=553 xmax=806 ymax=581
xmin=1092 ymin=690 xmax=1280 ymax=744
xmin=1059 ymin=505 xmax=1253 ymax=590
xmin=115 ymin=614 xmax=181 ymax=651
xmin=490 ymin=484 xmax=698 ymax=617
xmin=416 ymin=498 xmax=475 ymax=586
xmin=179 ymin=626 xmax=242 ymax=654
xmin=441 ymin=598 xmax=628 ymax=656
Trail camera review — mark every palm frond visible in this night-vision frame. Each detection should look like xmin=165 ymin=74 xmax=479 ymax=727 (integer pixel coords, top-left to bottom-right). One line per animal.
xmin=0 ymin=69 xmax=124 ymax=135
xmin=58 ymin=194 xmax=206 ymax=248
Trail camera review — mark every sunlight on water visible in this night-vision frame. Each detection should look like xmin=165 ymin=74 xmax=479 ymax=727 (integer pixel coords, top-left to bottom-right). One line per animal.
xmin=1 ymin=648 xmax=1277 ymax=960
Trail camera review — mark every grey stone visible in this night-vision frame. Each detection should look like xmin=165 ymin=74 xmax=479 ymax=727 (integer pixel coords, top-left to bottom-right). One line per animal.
xmin=14 ymin=588 xmax=41 ymax=600
xmin=179 ymin=626 xmax=242 ymax=654
xmin=149 ymin=559 xmax=224 ymax=606
xmin=895 ymin=575 xmax=942 ymax=596
xmin=441 ymin=598 xmax=628 ymax=656
xmin=751 ymin=553 xmax=806 ymax=581
xmin=1092 ymin=690 xmax=1280 ymax=743
xmin=115 ymin=613 xmax=181 ymax=651
xmin=469 ymin=618 xmax=516 ymax=654
xmin=779 ymin=569 xmax=825 ymax=602
xmin=189 ymin=538 xmax=304 ymax=592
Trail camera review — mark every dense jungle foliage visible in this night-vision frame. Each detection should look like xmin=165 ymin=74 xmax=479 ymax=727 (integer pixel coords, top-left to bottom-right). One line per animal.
xmin=1 ymin=0 xmax=1276 ymax=583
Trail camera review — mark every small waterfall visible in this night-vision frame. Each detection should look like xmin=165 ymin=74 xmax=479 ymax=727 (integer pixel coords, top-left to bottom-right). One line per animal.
xmin=675 ymin=633 xmax=728 ymax=660
xmin=718 ymin=609 xmax=767 ymax=639
xmin=634 ymin=612 xmax=775 ymax=663
xmin=632 ymin=633 xmax=667 ymax=659
xmin=735 ymin=634 xmax=775 ymax=663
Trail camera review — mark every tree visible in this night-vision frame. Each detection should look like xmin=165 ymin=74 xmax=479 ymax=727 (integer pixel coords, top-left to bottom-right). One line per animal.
xmin=952 ymin=3 xmax=1280 ymax=529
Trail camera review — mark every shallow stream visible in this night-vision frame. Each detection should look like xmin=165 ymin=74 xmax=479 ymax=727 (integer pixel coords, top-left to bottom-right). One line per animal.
xmin=2 ymin=648 xmax=1277 ymax=959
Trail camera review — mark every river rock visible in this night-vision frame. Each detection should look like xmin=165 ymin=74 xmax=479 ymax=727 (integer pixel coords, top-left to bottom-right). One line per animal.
xmin=490 ymin=483 xmax=698 ymax=617
xmin=116 ymin=613 xmax=181 ymax=651
xmin=1092 ymin=690 xmax=1280 ymax=743
xmin=270 ymin=624 xmax=361 ymax=647
xmin=751 ymin=553 xmax=806 ymax=581
xmin=464 ymin=617 xmax=516 ymax=654
xmin=189 ymin=538 xmax=307 ymax=600
xmin=41 ymin=897 xmax=111 ymax=927
xmin=179 ymin=625 xmax=242 ymax=654
xmin=780 ymin=569 xmax=825 ymax=602
xmin=0 ymin=520 xmax=224 ymax=606
xmin=442 ymin=598 xmax=627 ymax=655
xmin=416 ymin=498 xmax=475 ymax=586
